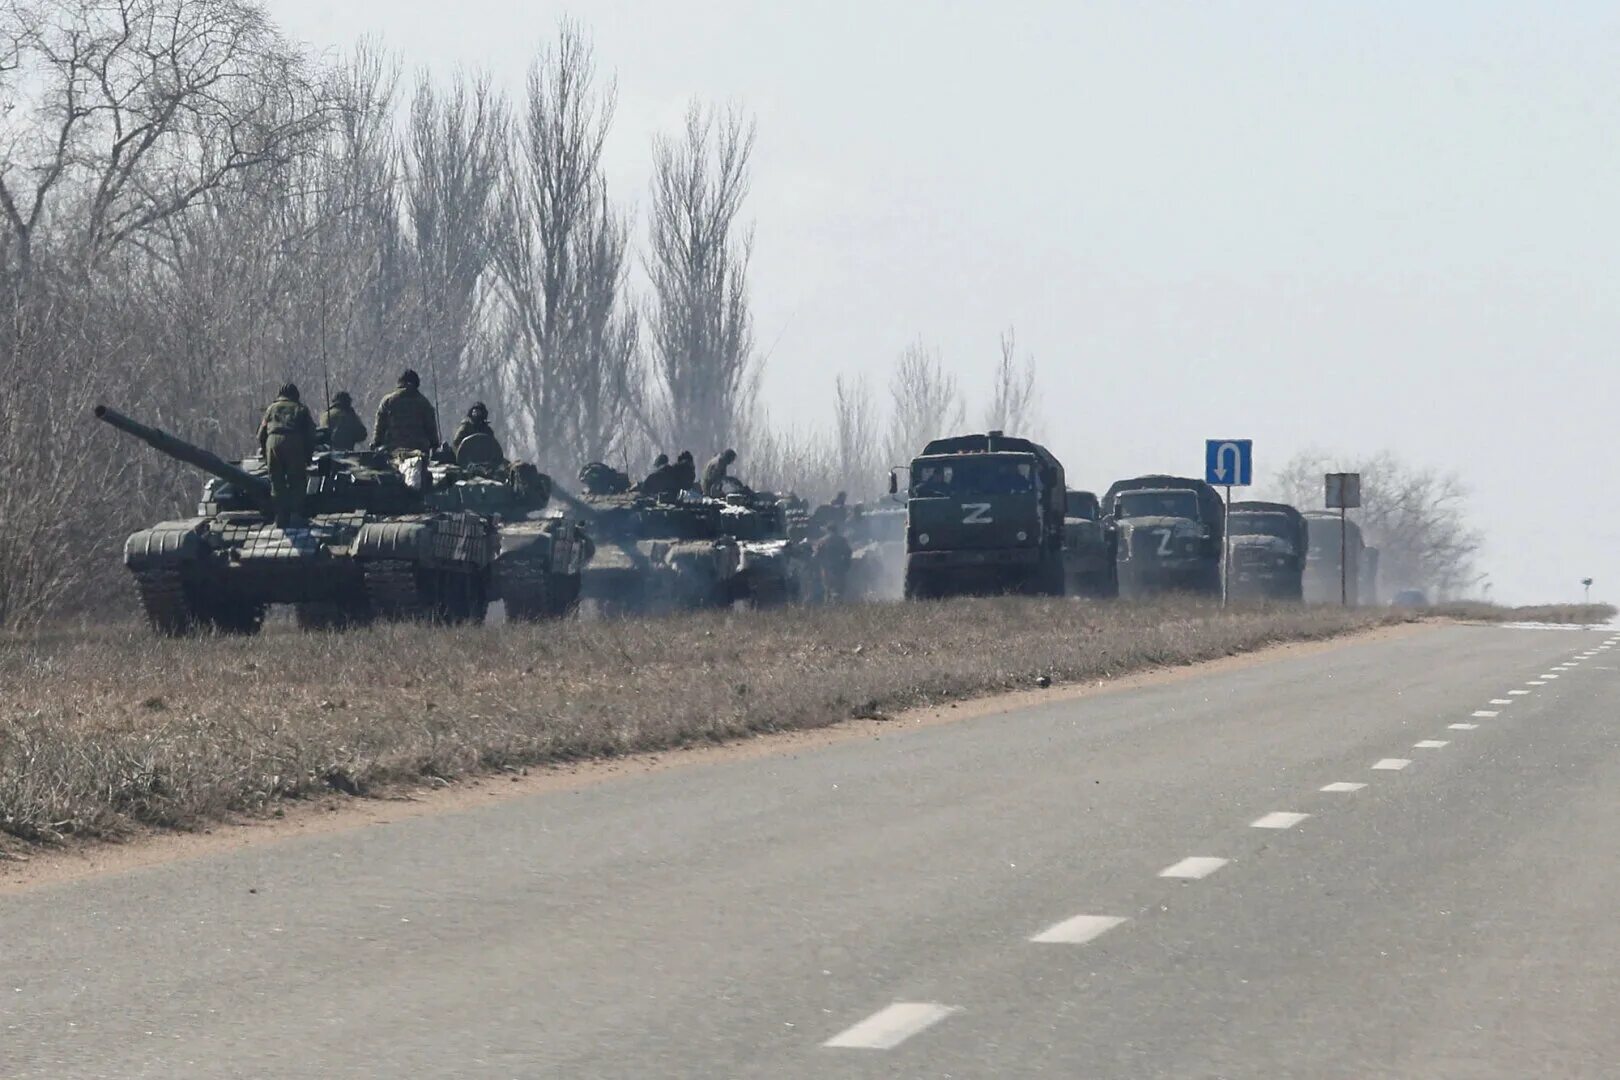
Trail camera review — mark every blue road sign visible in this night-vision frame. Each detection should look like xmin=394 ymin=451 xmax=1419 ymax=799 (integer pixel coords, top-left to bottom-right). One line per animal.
xmin=1205 ymin=439 xmax=1252 ymax=487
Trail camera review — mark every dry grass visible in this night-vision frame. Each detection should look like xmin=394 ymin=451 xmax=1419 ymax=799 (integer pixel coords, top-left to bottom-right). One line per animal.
xmin=1424 ymin=602 xmax=1616 ymax=625
xmin=0 ymin=599 xmax=1407 ymax=844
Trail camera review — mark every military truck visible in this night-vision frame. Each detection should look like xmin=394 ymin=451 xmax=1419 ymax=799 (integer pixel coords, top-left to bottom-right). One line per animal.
xmin=1227 ymin=501 xmax=1307 ymax=601
xmin=96 ymin=405 xmax=496 ymax=634
xmin=1062 ymin=489 xmax=1116 ymax=597
xmin=1303 ymin=510 xmax=1364 ymax=605
xmin=894 ymin=431 xmax=1067 ymax=599
xmin=1102 ymin=476 xmax=1224 ymax=599
xmin=424 ymin=437 xmax=593 ymax=620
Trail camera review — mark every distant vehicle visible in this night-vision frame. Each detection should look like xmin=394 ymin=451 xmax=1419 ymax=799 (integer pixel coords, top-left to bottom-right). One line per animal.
xmin=895 ymin=430 xmax=1067 ymax=599
xmin=1361 ymin=545 xmax=1381 ymax=607
xmin=1227 ymin=501 xmax=1307 ymax=601
xmin=1392 ymin=588 xmax=1428 ymax=608
xmin=1062 ymin=489 xmax=1117 ymax=597
xmin=1303 ymin=510 xmax=1365 ymax=605
xmin=1102 ymin=476 xmax=1224 ymax=599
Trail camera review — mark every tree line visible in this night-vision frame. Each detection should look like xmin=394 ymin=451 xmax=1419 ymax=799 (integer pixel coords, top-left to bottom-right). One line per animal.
xmin=0 ymin=0 xmax=1037 ymax=626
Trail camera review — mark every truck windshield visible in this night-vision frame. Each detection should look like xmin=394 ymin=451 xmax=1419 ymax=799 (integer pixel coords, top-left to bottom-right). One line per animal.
xmin=1116 ymin=491 xmax=1199 ymax=520
xmin=1231 ymin=512 xmax=1294 ymax=539
xmin=912 ymin=458 xmax=1035 ymax=497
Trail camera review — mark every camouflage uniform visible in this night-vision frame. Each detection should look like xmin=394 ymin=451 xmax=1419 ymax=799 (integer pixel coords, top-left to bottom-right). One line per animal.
xmin=451 ymin=416 xmax=494 ymax=450
xmin=373 ymin=384 xmax=440 ymax=452
xmin=320 ymin=399 xmax=367 ymax=451
xmin=702 ymin=450 xmax=736 ymax=497
xmin=670 ymin=452 xmax=697 ymax=493
xmin=257 ymin=388 xmax=317 ymax=527
xmin=811 ymin=528 xmax=853 ymax=603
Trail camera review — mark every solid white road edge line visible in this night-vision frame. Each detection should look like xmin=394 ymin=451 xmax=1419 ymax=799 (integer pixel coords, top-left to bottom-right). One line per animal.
xmin=1321 ymin=782 xmax=1367 ymax=792
xmin=1251 ymin=811 xmax=1310 ymax=829
xmin=1030 ymin=914 xmax=1129 ymax=945
xmin=1159 ymin=856 xmax=1229 ymax=880
xmin=824 ymin=1003 xmax=960 ymax=1050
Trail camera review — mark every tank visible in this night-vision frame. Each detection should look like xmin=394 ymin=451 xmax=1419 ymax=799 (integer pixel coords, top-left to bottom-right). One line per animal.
xmin=95 ymin=405 xmax=497 ymax=634
xmin=707 ymin=480 xmax=814 ymax=607
xmin=573 ymin=490 xmax=743 ymax=615
xmin=423 ymin=451 xmax=593 ymax=620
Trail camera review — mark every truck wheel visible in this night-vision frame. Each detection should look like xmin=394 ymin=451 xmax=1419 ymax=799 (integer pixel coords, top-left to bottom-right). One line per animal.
xmin=904 ymin=566 xmax=932 ymax=601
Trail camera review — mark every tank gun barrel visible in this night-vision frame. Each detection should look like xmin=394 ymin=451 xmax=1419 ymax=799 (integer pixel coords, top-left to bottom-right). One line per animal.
xmin=94 ymin=405 xmax=272 ymax=506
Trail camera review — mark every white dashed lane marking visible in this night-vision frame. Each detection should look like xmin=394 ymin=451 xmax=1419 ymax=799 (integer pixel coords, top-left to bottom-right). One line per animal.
xmin=1160 ymin=857 xmax=1229 ymax=880
xmin=824 ymin=1003 xmax=959 ymax=1050
xmin=1320 ymin=782 xmax=1366 ymax=793
xmin=1489 ymin=699 xmax=1513 ymax=705
xmin=1250 ymin=812 xmax=1310 ymax=830
xmin=1449 ymin=723 xmax=1479 ymax=730
xmin=1540 ymin=674 xmax=1560 ymax=679
xmin=1508 ymin=690 xmax=1530 ymax=695
xmin=1473 ymin=710 xmax=1499 ymax=718
xmin=1414 ymin=740 xmax=1449 ymax=749
xmin=1527 ymin=681 xmax=1546 ymax=686
xmin=1373 ymin=758 xmax=1412 ymax=771
xmin=1030 ymin=914 xmax=1128 ymax=945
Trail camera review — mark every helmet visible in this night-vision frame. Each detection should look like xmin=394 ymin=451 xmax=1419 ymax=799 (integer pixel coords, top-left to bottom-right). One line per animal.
xmin=677 ymin=450 xmax=693 ymax=463
xmin=653 ymin=453 xmax=669 ymax=468
xmin=331 ymin=391 xmax=352 ymax=407
xmin=398 ymin=369 xmax=421 ymax=388
xmin=468 ymin=401 xmax=488 ymax=421
xmin=721 ymin=448 xmax=737 ymax=463
xmin=278 ymin=383 xmax=301 ymax=402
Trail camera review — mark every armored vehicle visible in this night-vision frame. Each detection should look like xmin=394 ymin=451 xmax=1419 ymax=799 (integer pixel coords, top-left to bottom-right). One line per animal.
xmin=574 ymin=487 xmax=743 ymax=615
xmin=1102 ymin=476 xmax=1224 ymax=599
xmin=1062 ymin=489 xmax=1117 ymax=597
xmin=707 ymin=480 xmax=814 ymax=607
xmin=1227 ymin=501 xmax=1307 ymax=601
xmin=424 ymin=438 xmax=593 ymax=620
xmin=1303 ymin=510 xmax=1364 ymax=605
xmin=895 ymin=431 xmax=1067 ymax=599
xmin=96 ymin=406 xmax=496 ymax=634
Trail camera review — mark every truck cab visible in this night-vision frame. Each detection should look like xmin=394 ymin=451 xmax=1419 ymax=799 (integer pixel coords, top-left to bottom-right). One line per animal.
xmin=897 ymin=431 xmax=1066 ymax=599
xmin=1103 ymin=476 xmax=1224 ymax=598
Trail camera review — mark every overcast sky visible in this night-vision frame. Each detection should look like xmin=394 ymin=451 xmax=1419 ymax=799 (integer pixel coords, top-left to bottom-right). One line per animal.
xmin=268 ymin=1 xmax=1618 ymax=604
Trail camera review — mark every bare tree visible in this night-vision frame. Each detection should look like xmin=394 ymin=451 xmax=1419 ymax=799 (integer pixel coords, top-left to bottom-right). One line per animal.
xmin=984 ymin=326 xmax=1039 ymax=436
xmin=0 ymin=0 xmax=330 ymax=283
xmin=832 ymin=373 xmax=882 ymax=498
xmin=645 ymin=101 xmax=755 ymax=458
xmin=491 ymin=21 xmax=640 ymax=468
xmin=884 ymin=340 xmax=963 ymax=469
xmin=1270 ymin=450 xmax=1484 ymax=599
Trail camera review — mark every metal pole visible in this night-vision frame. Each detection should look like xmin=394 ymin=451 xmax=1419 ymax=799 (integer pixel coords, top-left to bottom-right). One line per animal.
xmin=1339 ymin=506 xmax=1348 ymax=606
xmin=1223 ymin=484 xmax=1232 ymax=607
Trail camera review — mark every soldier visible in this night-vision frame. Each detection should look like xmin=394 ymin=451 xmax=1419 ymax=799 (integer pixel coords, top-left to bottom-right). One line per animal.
xmin=670 ymin=450 xmax=697 ymax=493
xmin=319 ymin=391 xmax=367 ymax=451
xmin=451 ymin=401 xmax=494 ymax=450
xmin=651 ymin=452 xmax=670 ymax=471
xmin=637 ymin=455 xmax=678 ymax=497
xmin=702 ymin=448 xmax=737 ymax=497
xmin=372 ymin=369 xmax=440 ymax=453
xmin=811 ymin=522 xmax=853 ymax=603
xmin=256 ymin=383 xmax=317 ymax=527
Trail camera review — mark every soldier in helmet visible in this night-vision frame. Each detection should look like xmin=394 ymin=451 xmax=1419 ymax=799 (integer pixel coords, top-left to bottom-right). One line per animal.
xmin=257 ymin=383 xmax=317 ymax=527
xmin=372 ymin=369 xmax=440 ymax=453
xmin=811 ymin=520 xmax=853 ymax=603
xmin=451 ymin=402 xmax=497 ymax=450
xmin=670 ymin=450 xmax=697 ymax=493
xmin=702 ymin=448 xmax=738 ymax=497
xmin=319 ymin=391 xmax=367 ymax=451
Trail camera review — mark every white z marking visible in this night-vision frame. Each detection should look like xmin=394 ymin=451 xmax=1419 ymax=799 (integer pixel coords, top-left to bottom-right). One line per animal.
xmin=1154 ymin=528 xmax=1174 ymax=556
xmin=961 ymin=503 xmax=993 ymax=524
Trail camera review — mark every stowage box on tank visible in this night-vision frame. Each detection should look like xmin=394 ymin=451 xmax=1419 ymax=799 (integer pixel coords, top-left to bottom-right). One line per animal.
xmin=96 ymin=405 xmax=496 ymax=635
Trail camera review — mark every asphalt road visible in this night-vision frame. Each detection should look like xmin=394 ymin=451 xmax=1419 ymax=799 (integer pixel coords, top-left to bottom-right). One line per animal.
xmin=4 ymin=621 xmax=1619 ymax=1079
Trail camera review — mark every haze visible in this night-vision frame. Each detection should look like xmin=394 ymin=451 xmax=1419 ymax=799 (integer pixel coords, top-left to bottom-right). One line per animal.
xmin=269 ymin=0 xmax=1620 ymax=605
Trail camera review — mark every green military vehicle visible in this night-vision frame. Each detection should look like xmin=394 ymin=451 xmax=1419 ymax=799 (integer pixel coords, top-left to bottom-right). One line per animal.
xmin=708 ymin=479 xmax=814 ymax=607
xmin=1303 ymin=510 xmax=1365 ymax=605
xmin=1062 ymin=489 xmax=1116 ymax=597
xmin=894 ymin=431 xmax=1067 ymax=599
xmin=1103 ymin=475 xmax=1224 ymax=599
xmin=423 ymin=436 xmax=593 ymax=620
xmin=96 ymin=405 xmax=496 ymax=634
xmin=1227 ymin=500 xmax=1307 ymax=601
xmin=574 ymin=486 xmax=742 ymax=616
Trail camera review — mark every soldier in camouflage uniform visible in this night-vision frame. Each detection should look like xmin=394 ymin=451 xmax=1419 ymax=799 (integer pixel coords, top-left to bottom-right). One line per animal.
xmin=451 ymin=402 xmax=496 ymax=451
xmin=372 ymin=369 xmax=440 ymax=453
xmin=670 ymin=450 xmax=696 ymax=493
xmin=257 ymin=383 xmax=317 ymax=527
xmin=702 ymin=448 xmax=737 ymax=497
xmin=319 ymin=391 xmax=367 ymax=451
xmin=811 ymin=522 xmax=853 ymax=603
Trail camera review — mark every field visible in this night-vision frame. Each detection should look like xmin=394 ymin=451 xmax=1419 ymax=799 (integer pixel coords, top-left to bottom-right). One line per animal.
xmin=0 ymin=598 xmax=1426 ymax=846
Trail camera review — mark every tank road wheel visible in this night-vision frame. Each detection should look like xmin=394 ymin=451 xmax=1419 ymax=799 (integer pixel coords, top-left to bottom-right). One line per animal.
xmin=133 ymin=567 xmax=197 ymax=636
xmin=439 ymin=570 xmax=488 ymax=625
xmin=205 ymin=596 xmax=266 ymax=636
xmin=545 ymin=573 xmax=582 ymax=618
xmin=499 ymin=562 xmax=550 ymax=622
xmin=363 ymin=560 xmax=431 ymax=623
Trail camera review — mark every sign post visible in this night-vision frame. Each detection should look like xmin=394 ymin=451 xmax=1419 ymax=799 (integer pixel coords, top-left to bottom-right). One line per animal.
xmin=1325 ymin=473 xmax=1362 ymax=606
xmin=1206 ymin=440 xmax=1253 ymax=607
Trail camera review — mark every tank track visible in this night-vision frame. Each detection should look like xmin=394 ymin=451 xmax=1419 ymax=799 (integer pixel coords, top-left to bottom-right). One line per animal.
xmin=363 ymin=560 xmax=430 ymax=622
xmin=499 ymin=560 xmax=551 ymax=621
xmin=133 ymin=566 xmax=192 ymax=635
